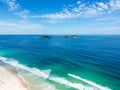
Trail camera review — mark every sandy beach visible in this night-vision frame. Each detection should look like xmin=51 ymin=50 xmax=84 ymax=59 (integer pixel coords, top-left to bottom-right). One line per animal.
xmin=0 ymin=65 xmax=28 ymax=90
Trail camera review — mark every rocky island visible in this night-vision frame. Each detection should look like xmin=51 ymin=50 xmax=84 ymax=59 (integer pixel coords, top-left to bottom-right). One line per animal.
xmin=38 ymin=35 xmax=51 ymax=39
xmin=64 ymin=35 xmax=79 ymax=39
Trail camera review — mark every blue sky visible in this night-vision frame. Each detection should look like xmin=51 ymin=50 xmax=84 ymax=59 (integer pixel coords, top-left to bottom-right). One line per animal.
xmin=0 ymin=0 xmax=120 ymax=34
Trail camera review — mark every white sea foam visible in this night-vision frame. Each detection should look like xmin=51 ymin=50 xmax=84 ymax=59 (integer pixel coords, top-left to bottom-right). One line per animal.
xmin=0 ymin=56 xmax=7 ymax=61
xmin=0 ymin=56 xmax=112 ymax=90
xmin=0 ymin=56 xmax=51 ymax=79
xmin=49 ymin=76 xmax=98 ymax=90
xmin=0 ymin=56 xmax=58 ymax=90
xmin=68 ymin=74 xmax=112 ymax=90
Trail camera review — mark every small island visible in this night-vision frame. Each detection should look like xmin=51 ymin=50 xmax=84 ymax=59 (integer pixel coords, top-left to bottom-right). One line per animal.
xmin=64 ymin=35 xmax=79 ymax=39
xmin=38 ymin=35 xmax=51 ymax=39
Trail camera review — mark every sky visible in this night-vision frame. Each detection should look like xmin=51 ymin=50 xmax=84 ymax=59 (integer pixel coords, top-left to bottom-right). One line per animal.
xmin=0 ymin=0 xmax=120 ymax=34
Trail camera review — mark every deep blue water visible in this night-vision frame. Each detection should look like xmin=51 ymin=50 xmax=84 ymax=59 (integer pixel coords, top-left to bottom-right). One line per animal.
xmin=0 ymin=35 xmax=120 ymax=90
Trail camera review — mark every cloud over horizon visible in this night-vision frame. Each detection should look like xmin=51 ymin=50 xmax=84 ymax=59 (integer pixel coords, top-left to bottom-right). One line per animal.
xmin=0 ymin=0 xmax=120 ymax=34
xmin=31 ymin=0 xmax=120 ymax=21
xmin=0 ymin=20 xmax=44 ymax=34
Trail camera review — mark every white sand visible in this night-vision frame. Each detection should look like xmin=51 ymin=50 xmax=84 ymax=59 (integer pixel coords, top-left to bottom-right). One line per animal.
xmin=0 ymin=66 xmax=28 ymax=90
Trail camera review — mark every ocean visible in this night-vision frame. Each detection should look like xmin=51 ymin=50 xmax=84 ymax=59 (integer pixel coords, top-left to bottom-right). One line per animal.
xmin=0 ymin=35 xmax=120 ymax=90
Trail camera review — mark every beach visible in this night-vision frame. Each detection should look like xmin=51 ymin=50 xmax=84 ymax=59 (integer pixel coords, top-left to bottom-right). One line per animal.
xmin=0 ymin=64 xmax=28 ymax=90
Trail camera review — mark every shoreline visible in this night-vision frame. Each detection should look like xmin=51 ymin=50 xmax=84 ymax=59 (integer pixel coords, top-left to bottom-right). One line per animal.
xmin=0 ymin=63 xmax=29 ymax=90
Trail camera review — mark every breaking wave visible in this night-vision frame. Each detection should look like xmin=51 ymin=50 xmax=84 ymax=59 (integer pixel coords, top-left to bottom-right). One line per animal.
xmin=0 ymin=56 xmax=51 ymax=79
xmin=0 ymin=56 xmax=112 ymax=90
xmin=68 ymin=74 xmax=112 ymax=90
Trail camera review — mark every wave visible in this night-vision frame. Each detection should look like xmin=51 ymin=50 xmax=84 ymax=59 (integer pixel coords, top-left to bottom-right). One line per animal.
xmin=0 ymin=56 xmax=59 ymax=90
xmin=0 ymin=56 xmax=112 ymax=90
xmin=49 ymin=76 xmax=95 ymax=90
xmin=68 ymin=74 xmax=112 ymax=90
xmin=0 ymin=56 xmax=51 ymax=79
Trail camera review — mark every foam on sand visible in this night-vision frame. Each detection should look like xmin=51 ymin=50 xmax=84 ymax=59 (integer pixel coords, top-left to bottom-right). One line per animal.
xmin=0 ymin=56 xmax=58 ymax=90
xmin=0 ymin=56 xmax=51 ymax=79
xmin=68 ymin=74 xmax=112 ymax=90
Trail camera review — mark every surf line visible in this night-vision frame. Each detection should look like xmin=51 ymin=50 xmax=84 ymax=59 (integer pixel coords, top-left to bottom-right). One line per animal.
xmin=68 ymin=74 xmax=112 ymax=90
xmin=0 ymin=56 xmax=51 ymax=79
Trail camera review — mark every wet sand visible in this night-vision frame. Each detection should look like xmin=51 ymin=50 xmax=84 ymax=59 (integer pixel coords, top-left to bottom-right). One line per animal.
xmin=0 ymin=65 xmax=29 ymax=90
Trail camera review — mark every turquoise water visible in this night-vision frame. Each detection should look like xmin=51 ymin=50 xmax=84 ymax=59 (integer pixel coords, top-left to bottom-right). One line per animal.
xmin=0 ymin=35 xmax=120 ymax=90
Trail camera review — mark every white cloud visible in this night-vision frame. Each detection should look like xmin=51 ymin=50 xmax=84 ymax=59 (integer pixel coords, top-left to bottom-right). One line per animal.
xmin=77 ymin=1 xmax=81 ymax=5
xmin=1 ymin=0 xmax=19 ymax=11
xmin=31 ymin=0 xmax=120 ymax=21
xmin=1 ymin=0 xmax=120 ymax=23
xmin=0 ymin=0 xmax=30 ymax=19
xmin=97 ymin=3 xmax=109 ymax=9
xmin=83 ymin=6 xmax=97 ymax=16
xmin=109 ymin=0 xmax=120 ymax=10
xmin=0 ymin=20 xmax=43 ymax=29
xmin=15 ymin=9 xmax=30 ymax=19
xmin=95 ymin=17 xmax=119 ymax=21
xmin=95 ymin=17 xmax=120 ymax=25
xmin=39 ymin=9 xmax=75 ymax=19
xmin=31 ymin=9 xmax=77 ymax=23
xmin=0 ymin=20 xmax=44 ymax=34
